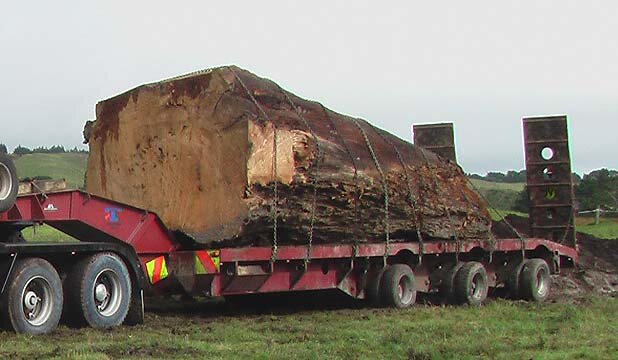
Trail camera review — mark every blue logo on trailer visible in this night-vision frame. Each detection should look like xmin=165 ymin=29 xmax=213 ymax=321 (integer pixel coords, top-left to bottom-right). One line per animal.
xmin=105 ymin=207 xmax=122 ymax=224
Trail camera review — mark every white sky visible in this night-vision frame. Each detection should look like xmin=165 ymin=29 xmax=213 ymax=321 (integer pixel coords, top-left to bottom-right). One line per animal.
xmin=0 ymin=1 xmax=616 ymax=175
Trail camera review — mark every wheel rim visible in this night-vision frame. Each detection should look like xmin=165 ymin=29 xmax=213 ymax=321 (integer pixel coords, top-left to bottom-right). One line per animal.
xmin=93 ymin=269 xmax=123 ymax=317
xmin=397 ymin=275 xmax=414 ymax=305
xmin=21 ymin=276 xmax=54 ymax=326
xmin=535 ymin=267 xmax=549 ymax=297
xmin=0 ymin=162 xmax=13 ymax=201
xmin=470 ymin=273 xmax=486 ymax=300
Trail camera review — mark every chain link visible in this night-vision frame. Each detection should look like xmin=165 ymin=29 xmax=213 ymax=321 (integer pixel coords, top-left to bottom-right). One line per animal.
xmin=320 ymin=105 xmax=361 ymax=257
xmin=418 ymin=148 xmax=460 ymax=247
xmin=228 ymin=67 xmax=279 ymax=263
xmin=349 ymin=118 xmax=390 ymax=261
xmin=374 ymin=131 xmax=425 ymax=255
xmin=465 ymin=177 xmax=525 ymax=244
xmin=459 ymin=177 xmax=498 ymax=253
xmin=275 ymin=86 xmax=322 ymax=264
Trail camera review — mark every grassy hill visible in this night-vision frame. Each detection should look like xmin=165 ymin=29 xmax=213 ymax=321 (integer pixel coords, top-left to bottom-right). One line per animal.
xmin=468 ymin=179 xmax=525 ymax=213
xmin=468 ymin=178 xmax=525 ymax=192
xmin=13 ymin=153 xmax=88 ymax=189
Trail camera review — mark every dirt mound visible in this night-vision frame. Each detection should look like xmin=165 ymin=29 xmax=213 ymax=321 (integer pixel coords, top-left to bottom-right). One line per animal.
xmin=492 ymin=214 xmax=618 ymax=299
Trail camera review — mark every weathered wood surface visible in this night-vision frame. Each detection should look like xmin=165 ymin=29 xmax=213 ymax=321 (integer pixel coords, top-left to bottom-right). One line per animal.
xmin=85 ymin=66 xmax=491 ymax=247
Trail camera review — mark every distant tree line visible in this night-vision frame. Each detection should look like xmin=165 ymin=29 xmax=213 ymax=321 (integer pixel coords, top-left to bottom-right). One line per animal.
xmin=468 ymin=170 xmax=528 ymax=183
xmin=470 ymin=168 xmax=617 ymax=213
xmin=469 ymin=170 xmax=582 ymax=184
xmin=1 ymin=144 xmax=88 ymax=155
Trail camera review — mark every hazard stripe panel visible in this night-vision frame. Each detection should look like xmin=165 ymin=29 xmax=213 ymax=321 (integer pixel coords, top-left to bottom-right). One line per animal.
xmin=146 ymin=256 xmax=169 ymax=284
xmin=195 ymin=250 xmax=220 ymax=275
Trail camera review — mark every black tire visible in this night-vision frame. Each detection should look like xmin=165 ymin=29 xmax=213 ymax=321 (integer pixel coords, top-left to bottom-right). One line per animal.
xmin=1 ymin=258 xmax=63 ymax=334
xmin=519 ymin=259 xmax=551 ymax=302
xmin=0 ymin=153 xmax=18 ymax=213
xmin=453 ymin=262 xmax=488 ymax=306
xmin=65 ymin=253 xmax=132 ymax=329
xmin=505 ymin=261 xmax=525 ymax=300
xmin=365 ymin=266 xmax=387 ymax=307
xmin=441 ymin=262 xmax=465 ymax=303
xmin=380 ymin=264 xmax=417 ymax=308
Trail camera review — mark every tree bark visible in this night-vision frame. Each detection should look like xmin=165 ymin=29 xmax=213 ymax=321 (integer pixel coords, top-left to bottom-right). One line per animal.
xmin=85 ymin=66 xmax=491 ymax=247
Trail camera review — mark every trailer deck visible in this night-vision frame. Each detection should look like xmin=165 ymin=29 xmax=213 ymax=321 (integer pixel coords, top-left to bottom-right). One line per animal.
xmin=0 ymin=189 xmax=577 ymax=299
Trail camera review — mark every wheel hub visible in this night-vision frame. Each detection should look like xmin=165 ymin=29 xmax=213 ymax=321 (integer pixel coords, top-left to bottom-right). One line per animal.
xmin=470 ymin=273 xmax=485 ymax=300
xmin=536 ymin=269 xmax=548 ymax=296
xmin=24 ymin=290 xmax=39 ymax=311
xmin=94 ymin=269 xmax=122 ymax=316
xmin=397 ymin=276 xmax=414 ymax=305
xmin=21 ymin=276 xmax=53 ymax=326
xmin=95 ymin=283 xmax=109 ymax=302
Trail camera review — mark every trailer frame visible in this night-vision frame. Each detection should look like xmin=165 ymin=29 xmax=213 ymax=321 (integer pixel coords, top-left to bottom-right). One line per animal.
xmin=0 ymin=189 xmax=577 ymax=300
xmin=0 ymin=115 xmax=579 ymax=334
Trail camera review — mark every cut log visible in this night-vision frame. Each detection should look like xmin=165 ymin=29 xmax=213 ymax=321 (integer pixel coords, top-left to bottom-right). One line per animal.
xmin=84 ymin=66 xmax=491 ymax=247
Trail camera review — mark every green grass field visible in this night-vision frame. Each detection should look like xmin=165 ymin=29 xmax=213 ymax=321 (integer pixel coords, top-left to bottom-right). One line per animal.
xmin=467 ymin=180 xmax=525 ymax=213
xmin=468 ymin=179 xmax=525 ymax=192
xmin=490 ymin=209 xmax=618 ymax=240
xmin=488 ymin=208 xmax=529 ymax=222
xmin=575 ymin=217 xmax=618 ymax=240
xmin=13 ymin=153 xmax=88 ymax=189
xmin=0 ymin=295 xmax=615 ymax=359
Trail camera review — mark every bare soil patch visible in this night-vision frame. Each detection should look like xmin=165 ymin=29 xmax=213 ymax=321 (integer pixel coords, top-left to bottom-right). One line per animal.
xmin=493 ymin=214 xmax=618 ymax=299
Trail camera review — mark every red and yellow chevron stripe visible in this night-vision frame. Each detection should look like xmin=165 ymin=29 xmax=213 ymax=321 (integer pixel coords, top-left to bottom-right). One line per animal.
xmin=146 ymin=256 xmax=169 ymax=284
xmin=195 ymin=250 xmax=220 ymax=275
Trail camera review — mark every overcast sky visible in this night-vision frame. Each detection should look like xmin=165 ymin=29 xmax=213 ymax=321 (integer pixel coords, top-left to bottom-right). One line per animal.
xmin=0 ymin=1 xmax=615 ymax=175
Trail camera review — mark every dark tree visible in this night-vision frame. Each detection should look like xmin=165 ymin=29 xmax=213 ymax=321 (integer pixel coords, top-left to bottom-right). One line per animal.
xmin=13 ymin=145 xmax=32 ymax=155
xmin=576 ymin=169 xmax=618 ymax=211
xmin=513 ymin=187 xmax=530 ymax=213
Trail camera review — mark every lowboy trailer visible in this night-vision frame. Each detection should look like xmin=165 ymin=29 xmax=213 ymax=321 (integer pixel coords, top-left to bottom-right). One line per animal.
xmin=0 ymin=116 xmax=578 ymax=334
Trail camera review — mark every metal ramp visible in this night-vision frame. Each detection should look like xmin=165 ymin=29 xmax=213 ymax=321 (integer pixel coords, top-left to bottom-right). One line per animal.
xmin=523 ymin=115 xmax=576 ymax=248
xmin=413 ymin=123 xmax=457 ymax=162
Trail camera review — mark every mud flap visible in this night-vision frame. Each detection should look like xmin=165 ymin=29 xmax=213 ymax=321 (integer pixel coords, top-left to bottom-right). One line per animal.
xmin=124 ymin=289 xmax=145 ymax=326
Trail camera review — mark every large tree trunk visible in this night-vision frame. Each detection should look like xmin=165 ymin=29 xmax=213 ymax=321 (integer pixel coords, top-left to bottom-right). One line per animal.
xmin=85 ymin=66 xmax=491 ymax=247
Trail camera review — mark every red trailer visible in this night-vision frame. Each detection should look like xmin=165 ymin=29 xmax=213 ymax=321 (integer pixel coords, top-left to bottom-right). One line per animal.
xmin=0 ymin=116 xmax=578 ymax=334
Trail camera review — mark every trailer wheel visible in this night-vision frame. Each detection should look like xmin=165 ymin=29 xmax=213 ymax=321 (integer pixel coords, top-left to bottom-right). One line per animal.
xmin=505 ymin=261 xmax=525 ymax=299
xmin=380 ymin=264 xmax=417 ymax=308
xmin=1 ymin=258 xmax=63 ymax=334
xmin=66 ymin=253 xmax=132 ymax=328
xmin=520 ymin=259 xmax=551 ymax=302
xmin=453 ymin=262 xmax=488 ymax=306
xmin=441 ymin=262 xmax=465 ymax=303
xmin=365 ymin=266 xmax=387 ymax=307
xmin=0 ymin=153 xmax=18 ymax=213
